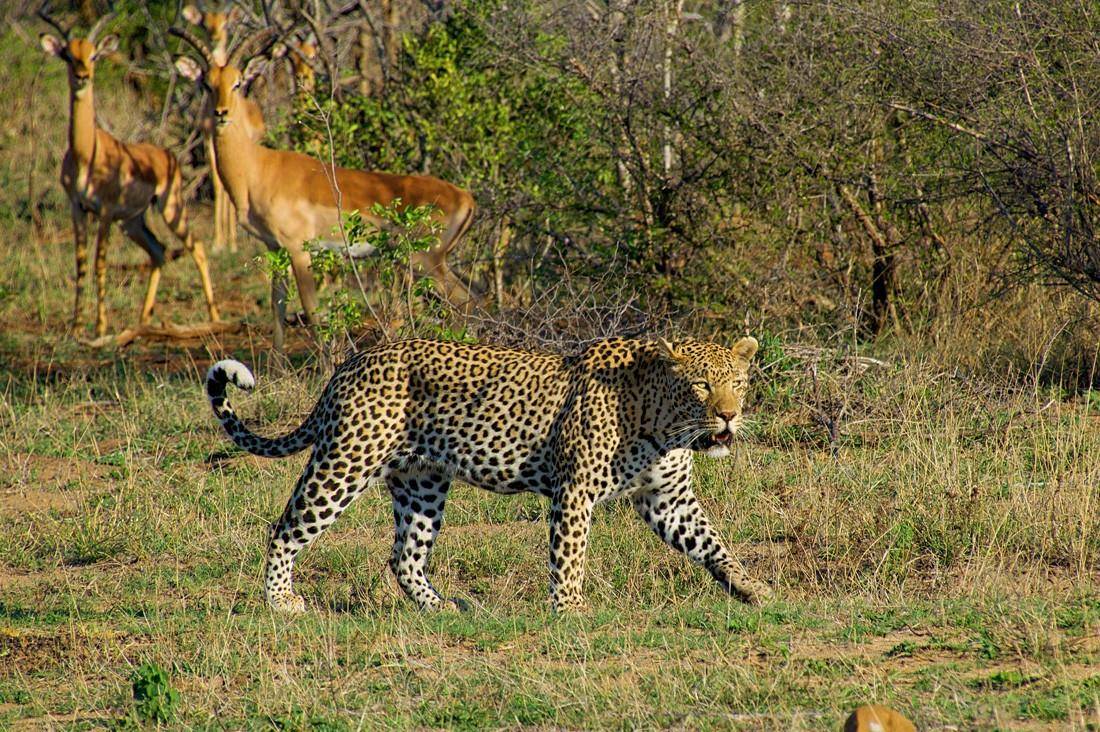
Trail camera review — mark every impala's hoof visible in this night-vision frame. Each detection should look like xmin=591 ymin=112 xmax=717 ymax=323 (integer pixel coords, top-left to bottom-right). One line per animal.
xmin=284 ymin=311 xmax=310 ymax=328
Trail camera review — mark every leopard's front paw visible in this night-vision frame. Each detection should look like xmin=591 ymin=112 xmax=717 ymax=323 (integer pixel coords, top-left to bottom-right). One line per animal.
xmin=552 ymin=596 xmax=590 ymax=614
xmin=267 ymin=591 xmax=308 ymax=614
xmin=438 ymin=598 xmax=468 ymax=612
xmin=733 ymin=578 xmax=773 ymax=606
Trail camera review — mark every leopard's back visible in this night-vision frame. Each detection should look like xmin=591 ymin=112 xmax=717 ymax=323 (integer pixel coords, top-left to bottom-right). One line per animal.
xmin=325 ymin=340 xmax=573 ymax=493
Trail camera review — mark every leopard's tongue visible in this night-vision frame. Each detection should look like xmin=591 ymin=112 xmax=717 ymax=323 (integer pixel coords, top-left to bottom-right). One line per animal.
xmin=715 ymin=431 xmax=733 ymax=445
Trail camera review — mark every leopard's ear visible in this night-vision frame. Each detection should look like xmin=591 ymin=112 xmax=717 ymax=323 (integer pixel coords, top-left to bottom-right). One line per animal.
xmin=656 ymin=337 xmax=688 ymax=364
xmin=730 ymin=336 xmax=759 ymax=362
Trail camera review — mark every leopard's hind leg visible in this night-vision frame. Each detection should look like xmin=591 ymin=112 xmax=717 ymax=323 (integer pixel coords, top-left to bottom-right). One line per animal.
xmin=264 ymin=442 xmax=382 ymax=613
xmin=386 ymin=469 xmax=455 ymax=610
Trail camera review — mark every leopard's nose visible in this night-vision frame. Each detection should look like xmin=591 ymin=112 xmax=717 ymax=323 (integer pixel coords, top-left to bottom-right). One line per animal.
xmin=718 ymin=411 xmax=737 ymax=422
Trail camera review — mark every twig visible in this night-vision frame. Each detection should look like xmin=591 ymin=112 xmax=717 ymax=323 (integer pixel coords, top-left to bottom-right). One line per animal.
xmin=26 ymin=59 xmax=47 ymax=238
xmin=887 ymin=101 xmax=990 ymax=144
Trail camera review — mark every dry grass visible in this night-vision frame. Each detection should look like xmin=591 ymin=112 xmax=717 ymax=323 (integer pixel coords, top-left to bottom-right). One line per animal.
xmin=0 ymin=27 xmax=1098 ymax=732
xmin=1 ymin=352 xmax=1097 ymax=729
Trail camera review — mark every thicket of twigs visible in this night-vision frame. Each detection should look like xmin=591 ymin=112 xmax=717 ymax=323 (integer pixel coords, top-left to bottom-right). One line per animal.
xmin=6 ymin=0 xmax=1100 ymax=384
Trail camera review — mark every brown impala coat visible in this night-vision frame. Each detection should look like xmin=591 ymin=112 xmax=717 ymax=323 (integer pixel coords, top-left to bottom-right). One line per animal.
xmin=175 ymin=51 xmax=476 ymax=350
xmin=41 ymin=28 xmax=218 ymax=338
xmin=182 ymin=4 xmax=265 ymax=254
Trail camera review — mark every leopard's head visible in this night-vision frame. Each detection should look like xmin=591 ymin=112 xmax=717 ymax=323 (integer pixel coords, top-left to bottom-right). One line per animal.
xmin=657 ymin=336 xmax=759 ymax=458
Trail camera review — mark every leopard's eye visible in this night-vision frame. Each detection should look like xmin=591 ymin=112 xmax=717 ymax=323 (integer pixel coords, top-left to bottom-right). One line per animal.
xmin=692 ymin=380 xmax=712 ymax=392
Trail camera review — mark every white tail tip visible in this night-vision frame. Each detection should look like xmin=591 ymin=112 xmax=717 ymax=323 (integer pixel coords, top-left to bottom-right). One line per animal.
xmin=208 ymin=359 xmax=255 ymax=390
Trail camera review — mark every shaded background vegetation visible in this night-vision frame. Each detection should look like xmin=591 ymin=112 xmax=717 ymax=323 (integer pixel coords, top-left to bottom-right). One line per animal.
xmin=4 ymin=0 xmax=1100 ymax=378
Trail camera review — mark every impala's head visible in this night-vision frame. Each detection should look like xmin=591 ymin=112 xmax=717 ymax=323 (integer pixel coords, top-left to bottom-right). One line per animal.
xmin=182 ymin=3 xmax=244 ymax=64
xmin=38 ymin=6 xmax=117 ymax=95
xmin=657 ymin=336 xmax=759 ymax=458
xmin=172 ymin=24 xmax=276 ymax=130
xmin=175 ymin=56 xmax=267 ymax=130
xmin=290 ymin=37 xmax=317 ymax=93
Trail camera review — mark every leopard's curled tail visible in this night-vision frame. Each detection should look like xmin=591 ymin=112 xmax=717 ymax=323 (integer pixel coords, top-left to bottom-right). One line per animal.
xmin=205 ymin=360 xmax=319 ymax=458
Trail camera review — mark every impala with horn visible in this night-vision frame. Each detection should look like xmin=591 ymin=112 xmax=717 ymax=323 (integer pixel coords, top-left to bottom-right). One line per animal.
xmin=287 ymin=34 xmax=318 ymax=102
xmin=181 ymin=2 xmax=266 ymax=254
xmin=39 ymin=3 xmax=219 ymax=339
xmin=171 ymin=25 xmax=477 ymax=351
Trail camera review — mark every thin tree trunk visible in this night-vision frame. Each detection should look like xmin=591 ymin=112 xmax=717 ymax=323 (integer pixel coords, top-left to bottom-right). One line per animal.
xmin=888 ymin=108 xmax=952 ymax=313
xmin=493 ymin=214 xmax=512 ymax=309
xmin=381 ymin=0 xmax=401 ymax=72
xmin=868 ymin=130 xmax=903 ymax=333
xmin=663 ymin=0 xmax=684 ymax=177
xmin=839 ymin=183 xmax=898 ymax=336
xmin=717 ymin=0 xmax=745 ymax=56
xmin=605 ymin=0 xmax=633 ymax=195
xmin=356 ymin=23 xmax=384 ymax=96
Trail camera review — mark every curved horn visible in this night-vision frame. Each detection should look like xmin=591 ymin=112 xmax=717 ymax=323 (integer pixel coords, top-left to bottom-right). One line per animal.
xmin=289 ymin=41 xmax=320 ymax=70
xmin=169 ymin=25 xmax=216 ymax=68
xmin=37 ymin=1 xmax=71 ymax=40
xmin=228 ymin=26 xmax=278 ymax=68
xmin=86 ymin=11 xmax=115 ymax=44
xmin=228 ymin=0 xmax=264 ymax=28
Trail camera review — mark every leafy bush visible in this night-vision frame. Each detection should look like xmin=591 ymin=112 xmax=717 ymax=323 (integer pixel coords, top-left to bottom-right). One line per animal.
xmin=130 ymin=662 xmax=179 ymax=724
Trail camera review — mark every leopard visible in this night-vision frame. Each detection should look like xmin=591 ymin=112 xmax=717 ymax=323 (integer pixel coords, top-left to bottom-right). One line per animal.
xmin=204 ymin=335 xmax=770 ymax=613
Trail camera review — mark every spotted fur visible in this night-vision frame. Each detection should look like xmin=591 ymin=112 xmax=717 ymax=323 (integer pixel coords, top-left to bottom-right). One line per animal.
xmin=205 ymin=336 xmax=769 ymax=613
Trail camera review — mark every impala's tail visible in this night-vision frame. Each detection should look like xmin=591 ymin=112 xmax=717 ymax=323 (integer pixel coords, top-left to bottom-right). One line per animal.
xmin=205 ymin=360 xmax=318 ymax=457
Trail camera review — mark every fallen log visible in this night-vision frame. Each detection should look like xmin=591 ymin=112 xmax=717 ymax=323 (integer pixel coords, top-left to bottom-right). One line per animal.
xmin=82 ymin=320 xmax=243 ymax=348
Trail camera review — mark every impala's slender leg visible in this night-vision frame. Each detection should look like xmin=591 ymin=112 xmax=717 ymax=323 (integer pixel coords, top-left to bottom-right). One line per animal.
xmin=271 ymin=274 xmax=288 ymax=352
xmin=226 ymin=197 xmax=238 ymax=253
xmin=69 ymin=202 xmax=89 ymax=335
xmin=183 ymin=229 xmax=218 ymax=322
xmin=121 ymin=215 xmax=165 ymax=327
xmin=209 ymin=134 xmax=225 ymax=253
xmin=288 ymin=247 xmax=319 ymax=326
xmin=92 ymin=217 xmax=112 ymax=337
xmin=418 ymin=201 xmax=477 ymax=307
xmin=140 ymin=266 xmax=163 ymax=326
xmin=160 ymin=177 xmax=219 ymax=322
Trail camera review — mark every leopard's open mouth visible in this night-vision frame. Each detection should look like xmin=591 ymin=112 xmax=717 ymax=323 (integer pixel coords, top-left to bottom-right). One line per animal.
xmin=693 ymin=429 xmax=735 ymax=451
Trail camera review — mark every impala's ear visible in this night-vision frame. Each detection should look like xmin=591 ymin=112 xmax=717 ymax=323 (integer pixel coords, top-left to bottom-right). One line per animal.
xmin=225 ymin=5 xmax=244 ymax=24
xmin=270 ymin=42 xmax=287 ymax=60
xmin=40 ymin=33 xmax=65 ymax=56
xmin=656 ymin=337 xmax=688 ymax=364
xmin=182 ymin=4 xmax=203 ymax=25
xmin=94 ymin=34 xmax=118 ymax=58
xmin=175 ymin=56 xmax=203 ymax=82
xmin=241 ymin=55 xmax=268 ymax=85
xmin=730 ymin=336 xmax=759 ymax=362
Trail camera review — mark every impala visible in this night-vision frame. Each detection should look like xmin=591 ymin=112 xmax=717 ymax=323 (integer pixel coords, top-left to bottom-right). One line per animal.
xmin=172 ymin=27 xmax=477 ymax=350
xmin=287 ymin=35 xmax=317 ymax=101
xmin=182 ymin=3 xmax=266 ymax=253
xmin=40 ymin=5 xmax=218 ymax=339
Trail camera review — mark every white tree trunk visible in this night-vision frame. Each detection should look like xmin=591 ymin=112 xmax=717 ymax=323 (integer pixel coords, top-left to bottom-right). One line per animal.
xmin=663 ymin=0 xmax=684 ymax=177
xmin=717 ymin=0 xmax=745 ymax=57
